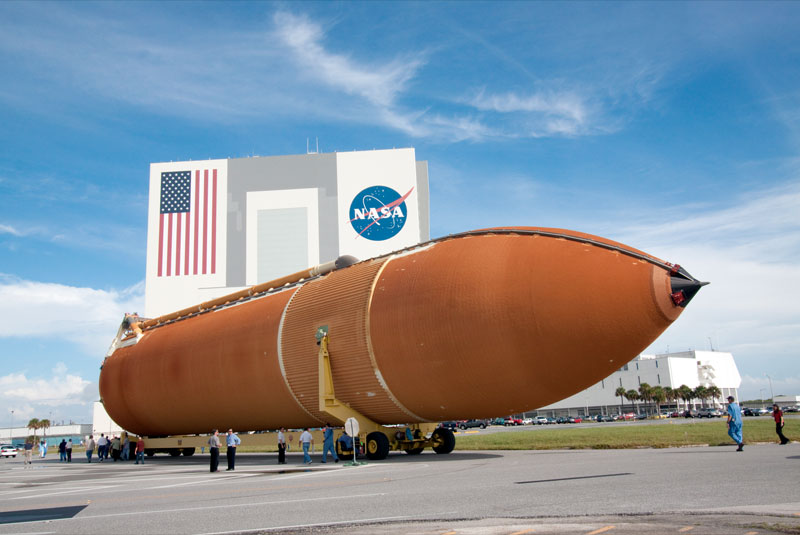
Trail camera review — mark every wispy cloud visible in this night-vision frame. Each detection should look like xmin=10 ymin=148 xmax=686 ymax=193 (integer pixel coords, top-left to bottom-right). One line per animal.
xmin=0 ymin=224 xmax=22 ymax=236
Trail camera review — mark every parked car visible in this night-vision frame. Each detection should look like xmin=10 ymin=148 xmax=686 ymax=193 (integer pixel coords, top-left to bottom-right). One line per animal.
xmin=440 ymin=421 xmax=459 ymax=430
xmin=458 ymin=419 xmax=488 ymax=430
xmin=555 ymin=417 xmax=569 ymax=424
xmin=568 ymin=416 xmax=583 ymax=423
xmin=683 ymin=409 xmax=697 ymax=418
xmin=521 ymin=418 xmax=534 ymax=425
xmin=597 ymin=415 xmax=615 ymax=422
xmin=697 ymin=408 xmax=723 ymax=418
xmin=0 ymin=444 xmax=17 ymax=458
xmin=743 ymin=407 xmax=757 ymax=416
xmin=491 ymin=417 xmax=506 ymax=426
xmin=534 ymin=416 xmax=549 ymax=425
xmin=503 ymin=417 xmax=523 ymax=426
xmin=621 ymin=412 xmax=636 ymax=420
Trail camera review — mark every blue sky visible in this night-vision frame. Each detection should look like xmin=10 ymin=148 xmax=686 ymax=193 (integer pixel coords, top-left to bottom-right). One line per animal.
xmin=1 ymin=2 xmax=798 ymax=425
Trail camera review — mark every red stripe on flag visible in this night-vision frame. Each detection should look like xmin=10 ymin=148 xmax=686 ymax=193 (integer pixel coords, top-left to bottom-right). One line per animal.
xmin=166 ymin=213 xmax=173 ymax=277
xmin=158 ymin=213 xmax=164 ymax=277
xmin=203 ymin=170 xmax=209 ymax=275
xmin=175 ymin=212 xmax=182 ymax=276
xmin=193 ymin=171 xmax=200 ymax=275
xmin=184 ymin=212 xmax=190 ymax=276
xmin=211 ymin=169 xmax=217 ymax=274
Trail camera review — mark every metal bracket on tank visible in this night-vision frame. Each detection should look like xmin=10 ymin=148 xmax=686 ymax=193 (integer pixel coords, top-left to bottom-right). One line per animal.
xmin=317 ymin=331 xmax=381 ymax=431
xmin=317 ymin=331 xmax=439 ymax=459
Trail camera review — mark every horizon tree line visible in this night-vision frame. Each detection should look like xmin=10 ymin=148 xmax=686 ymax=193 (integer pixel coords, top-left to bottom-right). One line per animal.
xmin=614 ymin=384 xmax=724 ymax=415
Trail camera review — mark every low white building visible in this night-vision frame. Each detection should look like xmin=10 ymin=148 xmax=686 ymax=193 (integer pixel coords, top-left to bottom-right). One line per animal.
xmin=535 ymin=350 xmax=741 ymax=417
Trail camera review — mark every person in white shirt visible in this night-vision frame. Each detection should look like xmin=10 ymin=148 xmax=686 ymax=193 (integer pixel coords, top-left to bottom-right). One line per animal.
xmin=298 ymin=428 xmax=313 ymax=464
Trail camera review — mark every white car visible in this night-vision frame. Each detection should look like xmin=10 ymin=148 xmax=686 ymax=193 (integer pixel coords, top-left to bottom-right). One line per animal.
xmin=534 ymin=416 xmax=549 ymax=425
xmin=1 ymin=444 xmax=18 ymax=458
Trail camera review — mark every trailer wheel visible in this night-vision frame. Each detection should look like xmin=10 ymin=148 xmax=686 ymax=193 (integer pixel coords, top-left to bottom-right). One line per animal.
xmin=335 ymin=440 xmax=354 ymax=461
xmin=405 ymin=445 xmax=425 ymax=455
xmin=146 ymin=450 xmax=155 ymax=457
xmin=182 ymin=448 xmax=195 ymax=457
xmin=365 ymin=432 xmax=390 ymax=460
xmin=431 ymin=427 xmax=455 ymax=454
xmin=168 ymin=449 xmax=181 ymax=457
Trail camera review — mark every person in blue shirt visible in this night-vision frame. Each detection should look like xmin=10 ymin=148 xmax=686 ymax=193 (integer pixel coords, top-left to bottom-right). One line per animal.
xmin=226 ymin=429 xmax=241 ymax=470
xmin=726 ymin=396 xmax=744 ymax=451
xmin=321 ymin=423 xmax=339 ymax=464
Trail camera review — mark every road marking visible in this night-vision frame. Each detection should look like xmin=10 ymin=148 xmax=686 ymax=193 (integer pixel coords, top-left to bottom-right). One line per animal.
xmin=678 ymin=527 xmax=693 ymax=532
xmin=442 ymin=531 xmax=458 ymax=535
xmin=587 ymin=527 xmax=615 ymax=535
xmin=510 ymin=529 xmax=535 ymax=534
xmin=15 ymin=492 xmax=387 ymax=525
xmin=744 ymin=532 xmax=758 ymax=535
xmin=149 ymin=472 xmax=258 ymax=489
xmin=9 ymin=485 xmax=117 ymax=500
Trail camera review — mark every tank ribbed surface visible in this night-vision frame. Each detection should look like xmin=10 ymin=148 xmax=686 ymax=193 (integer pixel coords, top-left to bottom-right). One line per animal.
xmin=280 ymin=256 xmax=410 ymax=424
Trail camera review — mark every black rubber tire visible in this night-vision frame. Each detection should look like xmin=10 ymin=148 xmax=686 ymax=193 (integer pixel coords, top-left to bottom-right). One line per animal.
xmin=459 ymin=424 xmax=466 ymax=430
xmin=168 ymin=449 xmax=181 ymax=457
xmin=404 ymin=445 xmax=425 ymax=455
xmin=365 ymin=432 xmax=390 ymax=460
xmin=335 ymin=440 xmax=354 ymax=460
xmin=480 ymin=423 xmax=486 ymax=429
xmin=431 ymin=427 xmax=456 ymax=454
xmin=146 ymin=450 xmax=155 ymax=457
xmin=182 ymin=448 xmax=195 ymax=457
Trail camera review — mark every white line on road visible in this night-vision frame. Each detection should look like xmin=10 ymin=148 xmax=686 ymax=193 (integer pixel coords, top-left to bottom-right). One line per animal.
xmin=9 ymin=485 xmax=117 ymax=500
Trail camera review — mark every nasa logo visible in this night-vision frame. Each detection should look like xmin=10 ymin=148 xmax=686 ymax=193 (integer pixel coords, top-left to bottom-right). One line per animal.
xmin=349 ymin=185 xmax=414 ymax=241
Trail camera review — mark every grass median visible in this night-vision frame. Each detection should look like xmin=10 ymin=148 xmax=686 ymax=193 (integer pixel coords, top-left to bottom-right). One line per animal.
xmin=453 ymin=418 xmax=797 ymax=450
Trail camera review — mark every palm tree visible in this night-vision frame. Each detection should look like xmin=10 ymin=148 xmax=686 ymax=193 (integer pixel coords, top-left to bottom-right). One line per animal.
xmin=615 ymin=387 xmax=627 ymax=414
xmin=694 ymin=386 xmax=709 ymax=408
xmin=678 ymin=385 xmax=693 ymax=412
xmin=27 ymin=418 xmax=40 ymax=438
xmin=638 ymin=383 xmax=653 ymax=415
xmin=707 ymin=386 xmax=722 ymax=408
xmin=652 ymin=386 xmax=666 ymax=416
xmin=626 ymin=390 xmax=639 ymax=415
xmin=664 ymin=387 xmax=675 ymax=412
xmin=39 ymin=419 xmax=51 ymax=437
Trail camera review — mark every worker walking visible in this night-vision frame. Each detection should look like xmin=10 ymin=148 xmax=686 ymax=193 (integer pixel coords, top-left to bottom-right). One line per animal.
xmin=321 ymin=423 xmax=339 ymax=463
xmin=226 ymin=429 xmax=240 ymax=471
xmin=726 ymin=396 xmax=744 ymax=451
xmin=208 ymin=429 xmax=221 ymax=472
xmin=277 ymin=427 xmax=287 ymax=464
xmin=299 ymin=428 xmax=313 ymax=464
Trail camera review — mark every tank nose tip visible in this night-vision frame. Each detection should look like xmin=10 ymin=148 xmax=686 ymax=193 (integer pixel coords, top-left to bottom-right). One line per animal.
xmin=669 ymin=265 xmax=709 ymax=307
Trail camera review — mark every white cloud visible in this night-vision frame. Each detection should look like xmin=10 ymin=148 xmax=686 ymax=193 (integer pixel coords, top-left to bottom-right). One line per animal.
xmin=0 ymin=224 xmax=22 ymax=236
xmin=0 ymin=363 xmax=96 ymax=425
xmin=611 ymin=181 xmax=800 ymax=400
xmin=0 ymin=276 xmax=144 ymax=356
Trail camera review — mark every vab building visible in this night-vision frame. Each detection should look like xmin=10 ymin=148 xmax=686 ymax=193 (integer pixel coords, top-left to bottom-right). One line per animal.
xmin=145 ymin=148 xmax=429 ymax=317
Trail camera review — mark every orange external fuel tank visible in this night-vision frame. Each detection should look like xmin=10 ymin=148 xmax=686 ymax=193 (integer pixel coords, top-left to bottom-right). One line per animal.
xmin=99 ymin=227 xmax=706 ymax=436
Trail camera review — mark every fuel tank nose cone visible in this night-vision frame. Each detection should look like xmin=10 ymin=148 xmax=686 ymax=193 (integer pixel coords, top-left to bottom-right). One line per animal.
xmin=669 ymin=266 xmax=709 ymax=307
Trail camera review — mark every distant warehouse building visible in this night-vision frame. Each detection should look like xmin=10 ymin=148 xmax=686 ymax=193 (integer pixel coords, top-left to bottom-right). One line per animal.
xmin=534 ymin=350 xmax=741 ymax=417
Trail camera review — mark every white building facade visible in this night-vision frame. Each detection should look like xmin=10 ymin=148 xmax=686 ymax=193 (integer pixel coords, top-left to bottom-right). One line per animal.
xmin=145 ymin=148 xmax=430 ymax=317
xmin=535 ymin=350 xmax=742 ymax=417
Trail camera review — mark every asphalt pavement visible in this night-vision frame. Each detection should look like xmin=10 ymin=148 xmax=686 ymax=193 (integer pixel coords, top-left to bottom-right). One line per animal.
xmin=0 ymin=439 xmax=798 ymax=535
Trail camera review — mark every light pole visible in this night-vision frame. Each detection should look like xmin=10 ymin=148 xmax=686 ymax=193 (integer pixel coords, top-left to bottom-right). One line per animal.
xmin=759 ymin=389 xmax=766 ymax=408
xmin=765 ymin=374 xmax=774 ymax=402
xmin=9 ymin=410 xmax=13 ymax=442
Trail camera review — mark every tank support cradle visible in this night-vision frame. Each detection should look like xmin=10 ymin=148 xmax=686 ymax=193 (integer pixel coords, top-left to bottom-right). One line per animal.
xmin=317 ymin=333 xmax=443 ymax=460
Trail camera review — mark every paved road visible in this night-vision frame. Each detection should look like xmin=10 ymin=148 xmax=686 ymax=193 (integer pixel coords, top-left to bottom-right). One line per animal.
xmin=0 ymin=442 xmax=798 ymax=534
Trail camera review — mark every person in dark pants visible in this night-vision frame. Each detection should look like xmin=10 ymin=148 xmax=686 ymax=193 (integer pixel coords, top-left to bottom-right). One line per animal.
xmin=277 ymin=427 xmax=287 ymax=464
xmin=208 ymin=429 xmax=221 ymax=472
xmin=773 ymin=404 xmax=790 ymax=445
xmin=226 ymin=429 xmax=240 ymax=471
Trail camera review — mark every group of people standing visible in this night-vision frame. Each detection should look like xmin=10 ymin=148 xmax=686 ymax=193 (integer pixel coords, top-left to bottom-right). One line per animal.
xmin=82 ymin=433 xmax=146 ymax=463
xmin=207 ymin=423 xmax=342 ymax=472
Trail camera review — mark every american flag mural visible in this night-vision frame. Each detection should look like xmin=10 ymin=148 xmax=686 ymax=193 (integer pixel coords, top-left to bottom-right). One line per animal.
xmin=158 ymin=169 xmax=218 ymax=277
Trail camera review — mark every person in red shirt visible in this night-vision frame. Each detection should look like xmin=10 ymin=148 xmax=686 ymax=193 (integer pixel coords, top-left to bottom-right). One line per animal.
xmin=773 ymin=404 xmax=790 ymax=445
xmin=135 ymin=436 xmax=146 ymax=464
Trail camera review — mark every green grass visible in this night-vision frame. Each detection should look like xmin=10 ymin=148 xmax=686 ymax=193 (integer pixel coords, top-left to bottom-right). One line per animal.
xmin=453 ymin=418 xmax=798 ymax=450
